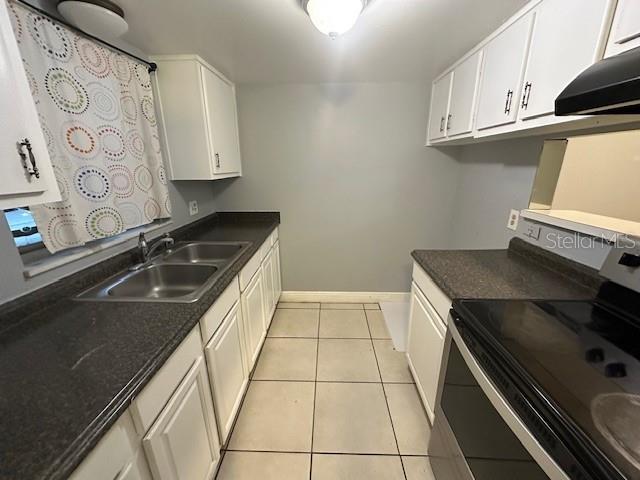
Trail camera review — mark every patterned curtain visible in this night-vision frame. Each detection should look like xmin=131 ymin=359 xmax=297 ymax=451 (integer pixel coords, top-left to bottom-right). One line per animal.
xmin=8 ymin=1 xmax=171 ymax=253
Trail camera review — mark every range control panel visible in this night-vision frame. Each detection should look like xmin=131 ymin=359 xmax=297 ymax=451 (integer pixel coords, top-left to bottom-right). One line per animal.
xmin=600 ymin=242 xmax=640 ymax=294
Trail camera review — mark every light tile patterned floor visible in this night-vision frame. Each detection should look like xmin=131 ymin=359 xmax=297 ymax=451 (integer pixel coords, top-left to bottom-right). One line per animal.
xmin=217 ymin=303 xmax=435 ymax=480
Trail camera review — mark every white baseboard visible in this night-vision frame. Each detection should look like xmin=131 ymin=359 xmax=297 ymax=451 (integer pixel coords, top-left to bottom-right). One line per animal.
xmin=279 ymin=291 xmax=410 ymax=303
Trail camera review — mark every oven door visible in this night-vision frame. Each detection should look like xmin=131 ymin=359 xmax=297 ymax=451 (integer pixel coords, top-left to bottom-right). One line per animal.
xmin=428 ymin=315 xmax=569 ymax=480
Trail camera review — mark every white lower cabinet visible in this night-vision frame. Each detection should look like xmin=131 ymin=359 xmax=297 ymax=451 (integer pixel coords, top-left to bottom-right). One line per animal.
xmin=143 ymin=356 xmax=221 ymax=480
xmin=274 ymin=242 xmax=282 ymax=300
xmin=204 ymin=302 xmax=248 ymax=444
xmin=406 ymin=265 xmax=451 ymax=425
xmin=70 ymin=412 xmax=150 ymax=480
xmin=261 ymin=249 xmax=276 ymax=327
xmin=70 ymin=228 xmax=284 ymax=480
xmin=116 ymin=450 xmax=153 ymax=480
xmin=241 ymin=269 xmax=267 ymax=370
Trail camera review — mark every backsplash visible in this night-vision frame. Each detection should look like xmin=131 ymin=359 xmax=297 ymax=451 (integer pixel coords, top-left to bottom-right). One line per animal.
xmin=515 ymin=218 xmax=612 ymax=270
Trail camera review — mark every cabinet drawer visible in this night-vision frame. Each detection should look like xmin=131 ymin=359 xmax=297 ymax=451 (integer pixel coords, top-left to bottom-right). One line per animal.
xmin=70 ymin=412 xmax=138 ymax=480
xmin=239 ymin=248 xmax=263 ymax=291
xmin=200 ymin=277 xmax=240 ymax=343
xmin=131 ymin=328 xmax=202 ymax=435
xmin=412 ymin=262 xmax=452 ymax=323
xmin=259 ymin=237 xmax=272 ymax=262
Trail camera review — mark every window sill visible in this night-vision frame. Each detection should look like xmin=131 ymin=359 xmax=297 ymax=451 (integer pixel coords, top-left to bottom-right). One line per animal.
xmin=22 ymin=220 xmax=173 ymax=279
xmin=521 ymin=209 xmax=640 ymax=241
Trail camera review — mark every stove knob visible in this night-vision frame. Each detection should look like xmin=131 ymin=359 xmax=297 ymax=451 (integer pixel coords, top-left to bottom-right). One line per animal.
xmin=605 ymin=363 xmax=627 ymax=378
xmin=585 ymin=348 xmax=605 ymax=363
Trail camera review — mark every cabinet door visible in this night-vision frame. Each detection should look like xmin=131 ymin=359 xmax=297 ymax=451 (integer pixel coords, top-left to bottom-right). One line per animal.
xmin=261 ymin=250 xmax=275 ymax=327
xmin=273 ymin=242 xmax=282 ymax=302
xmin=115 ymin=450 xmax=153 ymax=480
xmin=241 ymin=270 xmax=266 ymax=370
xmin=447 ymin=51 xmax=482 ymax=137
xmin=520 ymin=0 xmax=614 ymax=120
xmin=605 ymin=0 xmax=640 ymax=57
xmin=201 ymin=66 xmax=242 ymax=176
xmin=427 ymin=72 xmax=452 ymax=141
xmin=143 ymin=357 xmax=221 ymax=480
xmin=476 ymin=12 xmax=534 ymax=130
xmin=0 ymin=0 xmax=60 ymax=209
xmin=406 ymin=283 xmax=446 ymax=422
xmin=205 ymin=302 xmax=248 ymax=444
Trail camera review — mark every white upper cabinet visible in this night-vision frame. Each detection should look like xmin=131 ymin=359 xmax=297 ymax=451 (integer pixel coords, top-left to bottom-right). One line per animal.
xmin=0 ymin=0 xmax=60 ymax=209
xmin=153 ymin=55 xmax=242 ymax=180
xmin=447 ymin=51 xmax=483 ymax=137
xmin=476 ymin=12 xmax=534 ymax=131
xmin=519 ymin=0 xmax=615 ymax=121
xmin=427 ymin=0 xmax=634 ymax=144
xmin=605 ymin=0 xmax=640 ymax=57
xmin=427 ymin=72 xmax=452 ymax=141
xmin=201 ymin=67 xmax=242 ymax=175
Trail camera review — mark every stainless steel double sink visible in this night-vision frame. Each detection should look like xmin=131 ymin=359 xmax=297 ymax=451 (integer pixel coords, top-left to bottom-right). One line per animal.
xmin=76 ymin=241 xmax=251 ymax=303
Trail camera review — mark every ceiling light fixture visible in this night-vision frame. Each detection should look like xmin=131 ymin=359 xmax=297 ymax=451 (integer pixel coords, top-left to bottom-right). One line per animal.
xmin=57 ymin=0 xmax=128 ymax=39
xmin=302 ymin=0 xmax=368 ymax=39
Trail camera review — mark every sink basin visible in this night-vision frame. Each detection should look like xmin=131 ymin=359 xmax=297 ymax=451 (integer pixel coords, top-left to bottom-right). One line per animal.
xmin=76 ymin=240 xmax=252 ymax=303
xmin=77 ymin=263 xmax=220 ymax=303
xmin=109 ymin=264 xmax=218 ymax=299
xmin=162 ymin=241 xmax=248 ymax=264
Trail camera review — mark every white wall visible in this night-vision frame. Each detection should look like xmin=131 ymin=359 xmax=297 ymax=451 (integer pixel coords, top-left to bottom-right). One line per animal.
xmin=212 ymin=83 xmax=461 ymax=292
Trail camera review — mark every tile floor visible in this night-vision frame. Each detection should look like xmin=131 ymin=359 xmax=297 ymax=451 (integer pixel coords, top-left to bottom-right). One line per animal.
xmin=216 ymin=302 xmax=436 ymax=479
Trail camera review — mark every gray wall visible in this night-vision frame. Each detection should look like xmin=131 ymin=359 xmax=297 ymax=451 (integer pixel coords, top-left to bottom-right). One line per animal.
xmin=449 ymin=136 xmax=613 ymax=270
xmin=211 ymin=83 xmax=461 ymax=292
xmin=447 ymin=137 xmax=542 ymax=249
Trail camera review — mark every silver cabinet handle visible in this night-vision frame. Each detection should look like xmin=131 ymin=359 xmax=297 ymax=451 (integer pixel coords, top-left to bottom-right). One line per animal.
xmin=439 ymin=117 xmax=445 ymax=132
xmin=447 ymin=114 xmax=452 ymax=131
xmin=215 ymin=153 xmax=221 ymax=168
xmin=18 ymin=138 xmax=40 ymax=179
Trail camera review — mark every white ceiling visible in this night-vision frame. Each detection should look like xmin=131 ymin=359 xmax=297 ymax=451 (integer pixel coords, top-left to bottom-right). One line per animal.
xmin=116 ymin=0 xmax=528 ymax=84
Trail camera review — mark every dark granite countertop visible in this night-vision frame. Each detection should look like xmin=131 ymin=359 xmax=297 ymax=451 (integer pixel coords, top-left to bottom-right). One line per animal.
xmin=0 ymin=212 xmax=279 ymax=480
xmin=411 ymin=237 xmax=604 ymax=301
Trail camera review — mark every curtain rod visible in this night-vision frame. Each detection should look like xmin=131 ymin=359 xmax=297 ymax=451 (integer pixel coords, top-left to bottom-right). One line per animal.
xmin=15 ymin=0 xmax=157 ymax=73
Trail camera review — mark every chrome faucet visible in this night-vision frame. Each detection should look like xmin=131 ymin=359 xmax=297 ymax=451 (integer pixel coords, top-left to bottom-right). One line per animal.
xmin=132 ymin=232 xmax=174 ymax=270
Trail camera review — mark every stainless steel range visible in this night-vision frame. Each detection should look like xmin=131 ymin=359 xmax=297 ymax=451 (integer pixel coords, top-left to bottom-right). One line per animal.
xmin=430 ymin=245 xmax=640 ymax=480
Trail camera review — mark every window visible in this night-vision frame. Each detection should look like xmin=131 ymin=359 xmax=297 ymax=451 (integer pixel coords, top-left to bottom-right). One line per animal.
xmin=3 ymin=208 xmax=43 ymax=248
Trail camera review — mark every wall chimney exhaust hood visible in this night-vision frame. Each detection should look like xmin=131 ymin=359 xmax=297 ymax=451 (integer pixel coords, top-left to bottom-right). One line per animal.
xmin=555 ymin=46 xmax=640 ymax=115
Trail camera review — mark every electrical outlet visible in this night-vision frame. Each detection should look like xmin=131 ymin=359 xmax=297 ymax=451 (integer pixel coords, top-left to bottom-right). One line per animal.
xmin=525 ymin=224 xmax=542 ymax=240
xmin=507 ymin=209 xmax=520 ymax=231
xmin=189 ymin=200 xmax=198 ymax=216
